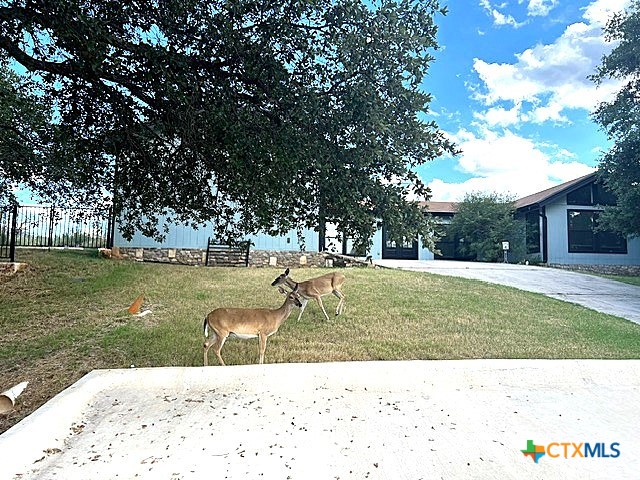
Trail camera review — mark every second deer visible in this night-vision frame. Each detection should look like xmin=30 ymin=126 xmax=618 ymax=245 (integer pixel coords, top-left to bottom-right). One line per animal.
xmin=271 ymin=268 xmax=345 ymax=322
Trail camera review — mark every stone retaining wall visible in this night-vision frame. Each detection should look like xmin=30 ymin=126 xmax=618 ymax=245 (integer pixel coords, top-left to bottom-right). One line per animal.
xmin=549 ymin=263 xmax=640 ymax=276
xmin=111 ymin=247 xmax=370 ymax=268
xmin=249 ymin=250 xmax=327 ymax=268
xmin=113 ymin=247 xmax=207 ymax=265
xmin=249 ymin=251 xmax=370 ymax=268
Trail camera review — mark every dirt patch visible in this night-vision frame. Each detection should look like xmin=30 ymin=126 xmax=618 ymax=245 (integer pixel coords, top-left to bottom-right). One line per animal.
xmin=0 ymin=262 xmax=29 ymax=284
xmin=0 ymin=349 xmax=103 ymax=435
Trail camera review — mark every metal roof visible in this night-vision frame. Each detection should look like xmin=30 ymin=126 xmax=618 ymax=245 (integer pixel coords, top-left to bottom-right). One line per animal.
xmin=421 ymin=201 xmax=459 ymax=214
xmin=514 ymin=172 xmax=597 ymax=210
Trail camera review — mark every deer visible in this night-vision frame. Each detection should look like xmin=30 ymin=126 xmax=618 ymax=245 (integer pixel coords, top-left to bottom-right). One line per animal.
xmin=203 ymin=291 xmax=302 ymax=366
xmin=271 ymin=268 xmax=345 ymax=322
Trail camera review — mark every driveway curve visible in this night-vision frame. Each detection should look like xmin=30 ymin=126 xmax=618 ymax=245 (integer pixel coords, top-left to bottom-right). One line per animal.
xmin=374 ymin=259 xmax=640 ymax=326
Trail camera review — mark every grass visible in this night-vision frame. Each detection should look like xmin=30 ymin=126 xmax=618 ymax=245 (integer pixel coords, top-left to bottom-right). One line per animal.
xmin=1 ymin=249 xmax=639 ymax=433
xmin=599 ymin=275 xmax=640 ymax=287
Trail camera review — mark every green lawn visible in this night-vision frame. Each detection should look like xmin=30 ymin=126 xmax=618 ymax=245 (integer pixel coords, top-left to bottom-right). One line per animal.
xmin=1 ymin=249 xmax=639 ymax=433
xmin=600 ymin=274 xmax=640 ymax=287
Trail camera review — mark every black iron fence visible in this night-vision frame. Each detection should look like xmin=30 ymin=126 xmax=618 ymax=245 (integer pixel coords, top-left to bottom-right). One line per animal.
xmin=0 ymin=205 xmax=114 ymax=262
xmin=0 ymin=205 xmax=17 ymax=262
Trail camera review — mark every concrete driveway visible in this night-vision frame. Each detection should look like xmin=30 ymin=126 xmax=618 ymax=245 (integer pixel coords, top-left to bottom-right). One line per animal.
xmin=374 ymin=260 xmax=640 ymax=325
xmin=1 ymin=360 xmax=639 ymax=479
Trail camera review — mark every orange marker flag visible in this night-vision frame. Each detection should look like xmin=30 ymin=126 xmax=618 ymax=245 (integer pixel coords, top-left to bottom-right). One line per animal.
xmin=128 ymin=294 xmax=145 ymax=315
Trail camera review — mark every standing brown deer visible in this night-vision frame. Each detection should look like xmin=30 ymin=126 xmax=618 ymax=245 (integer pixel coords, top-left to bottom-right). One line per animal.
xmin=203 ymin=291 xmax=302 ymax=366
xmin=271 ymin=268 xmax=345 ymax=322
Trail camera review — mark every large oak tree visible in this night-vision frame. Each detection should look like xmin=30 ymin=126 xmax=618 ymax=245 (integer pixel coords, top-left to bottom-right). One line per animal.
xmin=0 ymin=0 xmax=455 ymax=249
xmin=591 ymin=1 xmax=640 ymax=237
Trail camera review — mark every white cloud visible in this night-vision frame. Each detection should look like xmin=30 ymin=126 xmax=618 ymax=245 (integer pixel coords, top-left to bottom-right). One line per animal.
xmin=480 ymin=0 xmax=528 ymax=28
xmin=556 ymin=148 xmax=578 ymax=160
xmin=582 ymin=0 xmax=630 ymax=26
xmin=472 ymin=59 xmax=541 ymax=106
xmin=525 ymin=101 xmax=568 ymax=124
xmin=471 ymin=0 xmax=629 ymax=128
xmin=492 ymin=9 xmax=527 ymax=28
xmin=527 ymin=0 xmax=558 ymax=17
xmin=452 ymin=128 xmax=548 ymax=177
xmin=428 ymin=177 xmax=494 ymax=202
xmin=427 ymin=128 xmax=595 ymax=201
xmin=474 ymin=104 xmax=522 ymax=127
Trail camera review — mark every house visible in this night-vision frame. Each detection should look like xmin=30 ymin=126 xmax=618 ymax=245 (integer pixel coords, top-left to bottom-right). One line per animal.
xmin=513 ymin=172 xmax=639 ymax=270
xmin=420 ymin=172 xmax=639 ymax=271
xmin=112 ymin=172 xmax=639 ymax=271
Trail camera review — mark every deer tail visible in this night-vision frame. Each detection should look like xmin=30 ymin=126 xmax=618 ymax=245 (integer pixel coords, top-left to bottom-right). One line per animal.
xmin=203 ymin=316 xmax=209 ymax=337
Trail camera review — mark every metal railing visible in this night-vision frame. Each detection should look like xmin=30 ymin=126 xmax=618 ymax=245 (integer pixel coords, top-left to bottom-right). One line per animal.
xmin=0 ymin=205 xmax=17 ymax=262
xmin=0 ymin=205 xmax=113 ymax=262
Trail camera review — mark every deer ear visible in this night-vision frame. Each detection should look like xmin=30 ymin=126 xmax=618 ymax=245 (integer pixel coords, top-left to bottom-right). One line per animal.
xmin=284 ymin=268 xmax=290 ymax=275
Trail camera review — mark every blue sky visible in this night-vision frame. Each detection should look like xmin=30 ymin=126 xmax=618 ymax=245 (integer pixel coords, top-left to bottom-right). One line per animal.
xmin=417 ymin=0 xmax=629 ymax=202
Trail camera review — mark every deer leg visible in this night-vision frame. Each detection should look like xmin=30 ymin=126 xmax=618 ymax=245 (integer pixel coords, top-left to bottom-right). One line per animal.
xmin=315 ymin=296 xmax=330 ymax=321
xmin=333 ymin=290 xmax=345 ymax=316
xmin=203 ymin=330 xmax=216 ymax=366
xmin=296 ymin=298 xmax=309 ymax=322
xmin=213 ymin=332 xmax=228 ymax=366
xmin=258 ymin=333 xmax=268 ymax=364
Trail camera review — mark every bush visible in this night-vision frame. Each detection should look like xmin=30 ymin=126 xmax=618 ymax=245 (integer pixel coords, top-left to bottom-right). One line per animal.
xmin=447 ymin=192 xmax=525 ymax=262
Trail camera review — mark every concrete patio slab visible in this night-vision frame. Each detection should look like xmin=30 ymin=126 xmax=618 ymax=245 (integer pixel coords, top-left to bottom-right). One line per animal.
xmin=374 ymin=260 xmax=640 ymax=325
xmin=1 ymin=360 xmax=638 ymax=479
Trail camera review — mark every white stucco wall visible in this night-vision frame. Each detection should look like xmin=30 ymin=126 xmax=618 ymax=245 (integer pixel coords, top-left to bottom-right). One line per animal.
xmin=370 ymin=228 xmax=383 ymax=260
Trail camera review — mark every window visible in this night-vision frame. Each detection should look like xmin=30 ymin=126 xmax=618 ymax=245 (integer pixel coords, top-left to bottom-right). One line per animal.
xmin=385 ymin=237 xmax=416 ymax=249
xmin=567 ymin=210 xmax=627 ymax=254
xmin=525 ymin=210 xmax=540 ymax=254
xmin=567 ymin=184 xmax=592 ymax=205
xmin=566 ymin=181 xmax=618 ymax=206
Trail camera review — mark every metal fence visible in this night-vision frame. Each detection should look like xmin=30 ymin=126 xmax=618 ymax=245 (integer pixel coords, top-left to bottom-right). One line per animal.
xmin=0 ymin=205 xmax=17 ymax=262
xmin=0 ymin=205 xmax=113 ymax=262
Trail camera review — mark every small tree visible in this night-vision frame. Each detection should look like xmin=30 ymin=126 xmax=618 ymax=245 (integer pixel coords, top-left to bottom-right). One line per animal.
xmin=447 ymin=192 xmax=525 ymax=262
